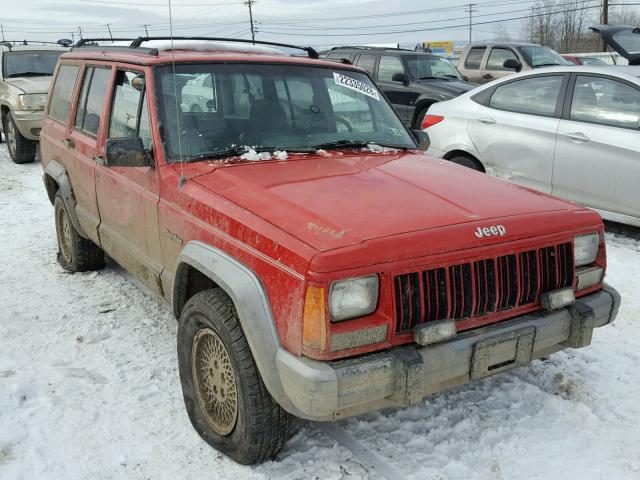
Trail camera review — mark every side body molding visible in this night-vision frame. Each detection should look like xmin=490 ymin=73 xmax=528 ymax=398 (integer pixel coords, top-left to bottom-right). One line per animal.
xmin=43 ymin=160 xmax=88 ymax=238
xmin=173 ymin=240 xmax=306 ymax=417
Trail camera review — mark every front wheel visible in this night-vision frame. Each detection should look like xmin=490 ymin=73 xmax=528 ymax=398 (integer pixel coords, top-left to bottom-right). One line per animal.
xmin=4 ymin=113 xmax=36 ymax=164
xmin=177 ymin=289 xmax=294 ymax=465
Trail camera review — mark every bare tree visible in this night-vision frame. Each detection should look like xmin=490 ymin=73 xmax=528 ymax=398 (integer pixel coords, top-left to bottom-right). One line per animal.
xmin=609 ymin=6 xmax=640 ymax=26
xmin=491 ymin=22 xmax=512 ymax=42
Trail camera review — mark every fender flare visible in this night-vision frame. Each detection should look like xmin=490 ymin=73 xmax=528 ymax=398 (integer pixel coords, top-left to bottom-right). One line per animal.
xmin=43 ymin=160 xmax=88 ymax=238
xmin=173 ymin=241 xmax=305 ymax=417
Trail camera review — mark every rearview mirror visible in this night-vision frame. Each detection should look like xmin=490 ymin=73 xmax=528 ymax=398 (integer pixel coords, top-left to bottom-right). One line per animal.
xmin=105 ymin=137 xmax=151 ymax=167
xmin=503 ymin=58 xmax=522 ymax=72
xmin=412 ymin=129 xmax=430 ymax=151
xmin=392 ymin=72 xmax=407 ymax=84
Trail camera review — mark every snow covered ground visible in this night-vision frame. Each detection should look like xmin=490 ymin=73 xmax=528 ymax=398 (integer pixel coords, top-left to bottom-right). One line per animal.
xmin=1 ymin=143 xmax=639 ymax=480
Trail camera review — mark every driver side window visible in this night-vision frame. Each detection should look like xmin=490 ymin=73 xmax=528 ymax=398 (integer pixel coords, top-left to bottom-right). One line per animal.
xmin=486 ymin=48 xmax=518 ymax=71
xmin=378 ymin=56 xmax=404 ymax=83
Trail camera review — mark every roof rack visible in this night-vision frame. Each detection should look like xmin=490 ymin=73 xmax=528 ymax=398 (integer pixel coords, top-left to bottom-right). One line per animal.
xmin=74 ymin=38 xmax=137 ymax=47
xmin=0 ymin=40 xmax=71 ymax=51
xmin=130 ymin=36 xmax=319 ymax=59
xmin=329 ymin=45 xmax=415 ymax=52
xmin=72 ymin=38 xmax=159 ymax=56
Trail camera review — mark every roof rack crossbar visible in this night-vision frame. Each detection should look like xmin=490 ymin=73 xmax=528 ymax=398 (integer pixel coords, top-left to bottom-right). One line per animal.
xmin=329 ymin=46 xmax=414 ymax=52
xmin=129 ymin=36 xmax=319 ymax=59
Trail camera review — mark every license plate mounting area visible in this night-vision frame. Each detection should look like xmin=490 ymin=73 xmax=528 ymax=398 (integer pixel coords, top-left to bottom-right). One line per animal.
xmin=470 ymin=327 xmax=536 ymax=381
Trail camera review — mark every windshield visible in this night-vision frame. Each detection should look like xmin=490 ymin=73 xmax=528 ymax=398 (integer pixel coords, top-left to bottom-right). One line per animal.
xmin=519 ymin=46 xmax=572 ymax=68
xmin=156 ymin=63 xmax=416 ymax=162
xmin=2 ymin=50 xmax=63 ymax=77
xmin=405 ymin=55 xmax=462 ymax=79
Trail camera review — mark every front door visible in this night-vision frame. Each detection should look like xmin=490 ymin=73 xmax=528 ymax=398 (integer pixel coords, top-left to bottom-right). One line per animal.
xmin=376 ymin=55 xmax=411 ymax=124
xmin=94 ymin=68 xmax=164 ymax=296
xmin=482 ymin=47 xmax=520 ymax=83
xmin=468 ymin=74 xmax=567 ymax=193
xmin=553 ymin=74 xmax=640 ymax=218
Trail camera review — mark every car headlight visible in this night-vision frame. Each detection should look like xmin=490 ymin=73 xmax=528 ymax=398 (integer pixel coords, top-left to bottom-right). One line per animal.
xmin=329 ymin=274 xmax=379 ymax=322
xmin=574 ymin=233 xmax=599 ymax=267
xmin=17 ymin=94 xmax=48 ymax=111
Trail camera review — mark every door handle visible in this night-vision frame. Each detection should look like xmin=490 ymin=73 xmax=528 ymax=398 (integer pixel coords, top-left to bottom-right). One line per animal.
xmin=482 ymin=74 xmax=493 ymax=79
xmin=62 ymin=138 xmax=75 ymax=149
xmin=564 ymin=132 xmax=590 ymax=142
xmin=478 ymin=117 xmax=496 ymax=125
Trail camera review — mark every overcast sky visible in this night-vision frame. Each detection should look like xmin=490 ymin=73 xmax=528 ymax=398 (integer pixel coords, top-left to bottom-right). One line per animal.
xmin=2 ymin=0 xmax=638 ymax=48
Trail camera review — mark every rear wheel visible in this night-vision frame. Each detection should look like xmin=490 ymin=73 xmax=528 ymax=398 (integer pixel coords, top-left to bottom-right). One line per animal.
xmin=448 ymin=154 xmax=483 ymax=171
xmin=4 ymin=113 xmax=36 ymax=164
xmin=178 ymin=289 xmax=294 ymax=465
xmin=413 ymin=107 xmax=429 ymax=130
xmin=54 ymin=192 xmax=105 ymax=272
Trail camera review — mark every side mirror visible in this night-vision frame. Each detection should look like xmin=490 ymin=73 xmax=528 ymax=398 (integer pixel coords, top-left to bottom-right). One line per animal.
xmin=105 ymin=137 xmax=151 ymax=167
xmin=503 ymin=59 xmax=522 ymax=72
xmin=392 ymin=72 xmax=407 ymax=84
xmin=412 ymin=129 xmax=430 ymax=151
xmin=461 ymin=75 xmax=469 ymax=82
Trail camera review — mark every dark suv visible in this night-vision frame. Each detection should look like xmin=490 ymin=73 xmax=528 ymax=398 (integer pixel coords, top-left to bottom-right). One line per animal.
xmin=324 ymin=46 xmax=476 ymax=128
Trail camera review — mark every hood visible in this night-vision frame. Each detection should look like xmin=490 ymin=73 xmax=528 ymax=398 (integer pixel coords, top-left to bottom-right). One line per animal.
xmin=590 ymin=24 xmax=640 ymax=65
xmin=414 ymin=79 xmax=476 ymax=97
xmin=192 ymin=152 xmax=582 ymax=253
xmin=3 ymin=76 xmax=52 ymax=94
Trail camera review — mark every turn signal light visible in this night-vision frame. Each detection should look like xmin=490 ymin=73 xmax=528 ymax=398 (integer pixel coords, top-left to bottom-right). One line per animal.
xmin=302 ymin=285 xmax=327 ymax=352
xmin=421 ymin=114 xmax=444 ymax=130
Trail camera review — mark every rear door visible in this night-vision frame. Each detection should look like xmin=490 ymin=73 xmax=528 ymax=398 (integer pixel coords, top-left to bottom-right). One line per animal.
xmin=459 ymin=46 xmax=487 ymax=84
xmin=467 ymin=74 xmax=568 ymax=193
xmin=94 ymin=68 xmax=164 ymax=295
xmin=553 ymin=73 xmax=640 ymax=218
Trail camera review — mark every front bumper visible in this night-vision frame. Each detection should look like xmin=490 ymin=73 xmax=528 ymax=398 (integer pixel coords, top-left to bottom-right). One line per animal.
xmin=7 ymin=110 xmax=44 ymax=141
xmin=277 ymin=285 xmax=620 ymax=421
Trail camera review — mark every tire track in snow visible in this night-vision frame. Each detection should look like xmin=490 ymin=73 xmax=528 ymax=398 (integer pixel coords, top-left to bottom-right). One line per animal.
xmin=316 ymin=423 xmax=410 ymax=480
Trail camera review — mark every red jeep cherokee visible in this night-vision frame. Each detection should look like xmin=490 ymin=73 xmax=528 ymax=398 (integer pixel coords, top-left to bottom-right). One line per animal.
xmin=40 ymin=37 xmax=620 ymax=465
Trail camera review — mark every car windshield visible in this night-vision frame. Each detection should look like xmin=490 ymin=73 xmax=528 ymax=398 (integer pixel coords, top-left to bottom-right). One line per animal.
xmin=156 ymin=63 xmax=416 ymax=162
xmin=405 ymin=55 xmax=462 ymax=79
xmin=519 ymin=46 xmax=572 ymax=68
xmin=2 ymin=50 xmax=63 ymax=77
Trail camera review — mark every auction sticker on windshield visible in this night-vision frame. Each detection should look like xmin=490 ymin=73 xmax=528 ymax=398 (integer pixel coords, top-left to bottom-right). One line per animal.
xmin=333 ymin=72 xmax=380 ymax=101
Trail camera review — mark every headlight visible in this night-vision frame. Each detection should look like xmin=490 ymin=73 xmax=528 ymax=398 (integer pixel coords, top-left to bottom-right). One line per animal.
xmin=329 ymin=274 xmax=379 ymax=322
xmin=17 ymin=94 xmax=47 ymax=111
xmin=574 ymin=233 xmax=599 ymax=267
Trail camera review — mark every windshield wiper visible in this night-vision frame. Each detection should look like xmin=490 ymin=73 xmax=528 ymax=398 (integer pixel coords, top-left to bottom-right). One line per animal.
xmin=418 ymin=75 xmax=459 ymax=80
xmin=314 ymin=140 xmax=410 ymax=151
xmin=533 ymin=63 xmax=562 ymax=68
xmin=6 ymin=72 xmax=52 ymax=77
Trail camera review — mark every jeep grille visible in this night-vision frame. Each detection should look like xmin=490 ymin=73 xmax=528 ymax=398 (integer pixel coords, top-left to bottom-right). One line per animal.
xmin=394 ymin=242 xmax=573 ymax=333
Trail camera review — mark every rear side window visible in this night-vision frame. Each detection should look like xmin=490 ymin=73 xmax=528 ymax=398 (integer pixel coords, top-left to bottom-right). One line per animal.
xmin=465 ymin=47 xmax=486 ymax=69
xmin=74 ymin=67 xmax=111 ymax=136
xmin=49 ymin=64 xmax=79 ymax=124
xmin=570 ymin=75 xmax=640 ymax=129
xmin=486 ymin=48 xmax=518 ymax=71
xmin=489 ymin=75 xmax=563 ymax=116
xmin=355 ymin=54 xmax=376 ymax=74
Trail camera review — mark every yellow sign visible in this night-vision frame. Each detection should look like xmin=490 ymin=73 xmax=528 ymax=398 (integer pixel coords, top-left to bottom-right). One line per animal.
xmin=424 ymin=41 xmax=455 ymax=55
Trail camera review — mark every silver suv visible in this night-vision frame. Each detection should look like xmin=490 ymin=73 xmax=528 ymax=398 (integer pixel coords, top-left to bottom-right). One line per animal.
xmin=0 ymin=42 xmax=67 ymax=163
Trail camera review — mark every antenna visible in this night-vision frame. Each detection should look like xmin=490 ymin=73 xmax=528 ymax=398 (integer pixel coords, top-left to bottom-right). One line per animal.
xmin=166 ymin=0 xmax=186 ymax=188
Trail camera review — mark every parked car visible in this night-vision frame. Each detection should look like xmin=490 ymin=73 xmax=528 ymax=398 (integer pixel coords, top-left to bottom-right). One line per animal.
xmin=424 ymin=65 xmax=640 ymax=227
xmin=457 ymin=42 xmax=573 ymax=84
xmin=324 ymin=46 xmax=476 ymax=128
xmin=41 ymin=37 xmax=619 ymax=465
xmin=0 ymin=42 xmax=67 ymax=163
xmin=562 ymin=55 xmax=608 ymax=66
xmin=590 ymin=24 xmax=640 ymax=66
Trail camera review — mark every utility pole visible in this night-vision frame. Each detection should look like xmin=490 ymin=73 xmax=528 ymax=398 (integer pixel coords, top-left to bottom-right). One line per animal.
xmin=245 ymin=0 xmax=256 ymax=43
xmin=78 ymin=26 xmax=83 ymax=40
xmin=465 ymin=3 xmax=476 ymax=44
xmin=601 ymin=0 xmax=609 ymax=52
xmin=0 ymin=25 xmax=5 ymax=42
xmin=106 ymin=23 xmax=113 ymax=40
xmin=71 ymin=31 xmax=75 ymax=44
xmin=143 ymin=24 xmax=150 ymax=36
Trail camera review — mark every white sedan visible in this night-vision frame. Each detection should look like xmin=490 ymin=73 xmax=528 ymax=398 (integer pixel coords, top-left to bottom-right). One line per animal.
xmin=424 ymin=65 xmax=640 ymax=227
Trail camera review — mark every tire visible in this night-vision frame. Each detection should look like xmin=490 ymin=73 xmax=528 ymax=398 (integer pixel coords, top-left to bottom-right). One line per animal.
xmin=4 ymin=113 xmax=37 ymax=164
xmin=54 ymin=192 xmax=105 ymax=272
xmin=413 ymin=107 xmax=429 ymax=130
xmin=448 ymin=154 xmax=483 ymax=171
xmin=178 ymin=289 xmax=294 ymax=465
